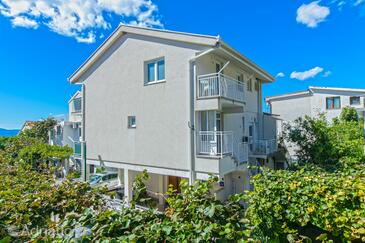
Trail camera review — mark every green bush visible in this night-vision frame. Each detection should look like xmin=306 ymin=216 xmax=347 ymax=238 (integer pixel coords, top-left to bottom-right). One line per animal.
xmin=18 ymin=143 xmax=72 ymax=168
xmin=244 ymin=165 xmax=365 ymax=242
xmin=283 ymin=109 xmax=364 ymax=169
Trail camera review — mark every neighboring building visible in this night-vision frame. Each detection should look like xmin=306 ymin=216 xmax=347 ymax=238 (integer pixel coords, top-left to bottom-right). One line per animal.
xmin=49 ymin=91 xmax=83 ymax=174
xmin=266 ymin=86 xmax=365 ymax=160
xmin=19 ymin=121 xmax=37 ymax=134
xmin=266 ymin=86 xmax=365 ymax=123
xmin=68 ymin=24 xmax=279 ymax=205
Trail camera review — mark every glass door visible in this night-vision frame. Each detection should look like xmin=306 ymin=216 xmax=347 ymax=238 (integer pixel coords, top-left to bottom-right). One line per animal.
xmin=200 ymin=111 xmax=222 ymax=155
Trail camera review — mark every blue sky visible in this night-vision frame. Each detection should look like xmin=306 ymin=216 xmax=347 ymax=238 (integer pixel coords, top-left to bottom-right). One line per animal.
xmin=0 ymin=0 xmax=364 ymax=129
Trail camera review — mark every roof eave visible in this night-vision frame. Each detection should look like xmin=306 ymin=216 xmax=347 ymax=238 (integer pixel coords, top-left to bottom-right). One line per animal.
xmin=68 ymin=25 xmax=219 ymax=84
xmin=218 ymin=41 xmax=275 ymax=82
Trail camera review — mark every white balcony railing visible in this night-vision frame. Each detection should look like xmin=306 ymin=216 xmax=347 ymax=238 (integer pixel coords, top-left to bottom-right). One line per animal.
xmin=235 ymin=142 xmax=249 ymax=163
xmin=197 ymin=131 xmax=233 ymax=157
xmin=253 ymin=139 xmax=277 ymax=155
xmin=197 ymin=73 xmax=245 ymax=102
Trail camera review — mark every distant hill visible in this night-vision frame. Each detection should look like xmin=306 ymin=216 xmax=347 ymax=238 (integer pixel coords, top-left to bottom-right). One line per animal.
xmin=0 ymin=128 xmax=20 ymax=137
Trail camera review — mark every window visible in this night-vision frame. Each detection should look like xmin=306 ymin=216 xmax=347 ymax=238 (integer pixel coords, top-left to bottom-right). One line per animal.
xmin=128 ymin=116 xmax=136 ymax=128
xmin=73 ymin=98 xmax=82 ymax=112
xmin=247 ymin=79 xmax=252 ymax=92
xmin=326 ymin=97 xmax=341 ymax=109
xmin=255 ymin=79 xmax=259 ymax=91
xmin=350 ymin=96 xmax=361 ymax=106
xmin=145 ymin=58 xmax=165 ymax=84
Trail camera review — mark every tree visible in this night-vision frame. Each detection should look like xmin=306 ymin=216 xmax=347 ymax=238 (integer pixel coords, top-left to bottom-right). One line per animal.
xmin=340 ymin=106 xmax=359 ymax=122
xmin=283 ymin=111 xmax=364 ymax=169
xmin=20 ymin=118 xmax=57 ymax=143
xmin=18 ymin=143 xmax=72 ymax=169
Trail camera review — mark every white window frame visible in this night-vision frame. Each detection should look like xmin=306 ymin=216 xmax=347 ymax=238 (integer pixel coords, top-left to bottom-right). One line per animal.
xmin=128 ymin=116 xmax=136 ymax=129
xmin=144 ymin=57 xmax=165 ymax=85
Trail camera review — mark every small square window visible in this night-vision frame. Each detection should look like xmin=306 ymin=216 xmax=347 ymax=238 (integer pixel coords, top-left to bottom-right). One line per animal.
xmin=350 ymin=96 xmax=361 ymax=106
xmin=128 ymin=116 xmax=136 ymax=128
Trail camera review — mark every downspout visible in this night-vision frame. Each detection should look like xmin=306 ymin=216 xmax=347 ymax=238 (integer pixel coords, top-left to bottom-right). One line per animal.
xmin=188 ymin=60 xmax=197 ymax=185
xmin=81 ymin=84 xmax=86 ymax=181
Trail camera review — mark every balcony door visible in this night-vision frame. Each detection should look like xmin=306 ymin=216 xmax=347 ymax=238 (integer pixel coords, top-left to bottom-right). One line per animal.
xmin=200 ymin=111 xmax=222 ymax=155
xmin=200 ymin=111 xmax=221 ymax=132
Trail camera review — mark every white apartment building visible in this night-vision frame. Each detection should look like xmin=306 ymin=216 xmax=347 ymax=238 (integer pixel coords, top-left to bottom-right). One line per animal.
xmin=68 ymin=25 xmax=279 ymax=205
xmin=266 ymin=86 xmax=365 ymax=161
xmin=49 ymin=91 xmax=83 ymax=173
xmin=266 ymin=86 xmax=365 ymax=122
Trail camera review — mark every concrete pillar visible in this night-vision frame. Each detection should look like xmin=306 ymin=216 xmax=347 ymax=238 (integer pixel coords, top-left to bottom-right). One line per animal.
xmin=158 ymin=175 xmax=165 ymax=206
xmin=124 ymin=169 xmax=133 ymax=202
xmin=85 ymin=164 xmax=91 ymax=181
xmin=117 ymin=169 xmax=124 ymax=186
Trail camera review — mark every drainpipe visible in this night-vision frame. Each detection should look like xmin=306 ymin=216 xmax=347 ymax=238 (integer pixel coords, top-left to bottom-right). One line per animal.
xmin=81 ymin=84 xmax=86 ymax=182
xmin=188 ymin=61 xmax=197 ymax=185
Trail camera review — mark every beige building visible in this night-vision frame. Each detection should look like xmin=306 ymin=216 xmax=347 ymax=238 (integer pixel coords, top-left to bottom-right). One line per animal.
xmin=69 ymin=25 xmax=279 ymax=205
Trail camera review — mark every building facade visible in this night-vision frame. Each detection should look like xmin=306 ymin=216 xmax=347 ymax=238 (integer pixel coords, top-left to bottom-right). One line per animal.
xmin=69 ymin=25 xmax=279 ymax=205
xmin=49 ymin=91 xmax=83 ymax=174
xmin=266 ymin=86 xmax=365 ymax=161
xmin=266 ymin=86 xmax=365 ymax=122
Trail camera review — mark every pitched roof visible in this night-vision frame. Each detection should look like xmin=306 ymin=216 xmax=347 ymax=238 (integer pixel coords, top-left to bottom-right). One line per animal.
xmin=68 ymin=24 xmax=274 ymax=84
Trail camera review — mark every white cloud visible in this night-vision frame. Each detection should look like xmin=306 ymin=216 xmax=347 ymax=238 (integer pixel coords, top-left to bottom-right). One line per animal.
xmin=276 ymin=72 xmax=285 ymax=78
xmin=0 ymin=0 xmax=163 ymax=43
xmin=12 ymin=16 xmax=38 ymax=28
xmin=296 ymin=1 xmax=330 ymax=28
xmin=290 ymin=67 xmax=324 ymax=80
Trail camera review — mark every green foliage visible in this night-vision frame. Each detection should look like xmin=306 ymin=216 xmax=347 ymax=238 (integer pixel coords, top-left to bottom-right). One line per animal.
xmin=20 ymin=118 xmax=57 ymax=143
xmin=0 ymin=135 xmax=42 ymax=164
xmin=0 ymin=156 xmax=107 ymax=241
xmin=340 ymin=106 xmax=359 ymax=122
xmin=283 ymin=113 xmax=364 ymax=168
xmin=40 ymin=175 xmax=251 ymax=242
xmin=18 ymin=143 xmax=73 ymax=168
xmin=244 ymin=165 xmax=365 ymax=242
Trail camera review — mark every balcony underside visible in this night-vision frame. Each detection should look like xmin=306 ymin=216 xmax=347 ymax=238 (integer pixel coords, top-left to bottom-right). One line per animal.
xmin=196 ymin=97 xmax=244 ymax=112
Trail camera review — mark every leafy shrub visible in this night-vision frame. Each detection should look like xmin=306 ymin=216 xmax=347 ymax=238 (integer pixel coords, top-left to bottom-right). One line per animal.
xmin=283 ymin=110 xmax=364 ymax=169
xmin=18 ymin=143 xmax=72 ymax=168
xmin=36 ymin=175 xmax=251 ymax=242
xmin=0 ymin=156 xmax=107 ymax=241
xmin=244 ymin=165 xmax=365 ymax=242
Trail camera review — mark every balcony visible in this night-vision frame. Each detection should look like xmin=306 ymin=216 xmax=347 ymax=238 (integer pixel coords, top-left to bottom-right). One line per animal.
xmin=197 ymin=73 xmax=245 ymax=103
xmin=252 ymin=139 xmax=277 ymax=156
xmin=197 ymin=131 xmax=233 ymax=157
xmin=74 ymin=142 xmax=82 ymax=157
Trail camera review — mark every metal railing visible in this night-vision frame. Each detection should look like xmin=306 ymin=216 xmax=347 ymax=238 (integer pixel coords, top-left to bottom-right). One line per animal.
xmin=197 ymin=131 xmax=233 ymax=157
xmin=235 ymin=142 xmax=249 ymax=163
xmin=74 ymin=142 xmax=82 ymax=156
xmin=197 ymin=73 xmax=245 ymax=102
xmin=253 ymin=139 xmax=277 ymax=155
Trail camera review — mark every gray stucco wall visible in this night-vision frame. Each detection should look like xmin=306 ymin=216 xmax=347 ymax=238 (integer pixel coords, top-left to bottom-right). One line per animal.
xmin=79 ymin=33 xmax=207 ymax=171
xmin=270 ymin=94 xmax=312 ymax=122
